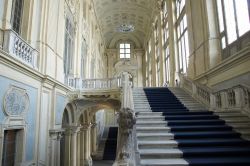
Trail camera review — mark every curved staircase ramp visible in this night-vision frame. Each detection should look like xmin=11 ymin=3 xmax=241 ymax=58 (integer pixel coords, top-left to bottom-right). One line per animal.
xmin=102 ymin=127 xmax=118 ymax=160
xmin=134 ymin=87 xmax=250 ymax=166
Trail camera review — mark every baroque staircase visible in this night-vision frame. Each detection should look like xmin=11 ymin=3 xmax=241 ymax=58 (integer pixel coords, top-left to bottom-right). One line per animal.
xmin=133 ymin=87 xmax=250 ymax=166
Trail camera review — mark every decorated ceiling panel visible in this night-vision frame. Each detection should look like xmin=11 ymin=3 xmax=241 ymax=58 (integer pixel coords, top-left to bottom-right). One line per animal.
xmin=93 ymin=0 xmax=158 ymax=48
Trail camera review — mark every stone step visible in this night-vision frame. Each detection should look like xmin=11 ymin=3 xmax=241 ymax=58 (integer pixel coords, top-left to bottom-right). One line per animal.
xmin=136 ymin=126 xmax=171 ymax=133
xmin=137 ymin=112 xmax=162 ymax=116
xmin=224 ymin=118 xmax=250 ymax=123
xmin=140 ymin=159 xmax=188 ymax=166
xmin=137 ymin=133 xmax=174 ymax=141
xmin=137 ymin=116 xmax=165 ymax=121
xmin=136 ymin=121 xmax=167 ymax=127
xmin=229 ymin=122 xmax=250 ymax=129
xmin=139 ymin=149 xmax=182 ymax=159
xmin=138 ymin=140 xmax=178 ymax=149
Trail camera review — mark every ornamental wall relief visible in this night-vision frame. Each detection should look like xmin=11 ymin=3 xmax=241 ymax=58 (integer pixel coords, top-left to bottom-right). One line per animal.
xmin=3 ymin=86 xmax=29 ymax=116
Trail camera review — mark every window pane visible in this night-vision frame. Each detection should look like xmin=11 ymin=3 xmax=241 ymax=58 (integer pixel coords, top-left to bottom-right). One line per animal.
xmin=235 ymin=0 xmax=250 ymax=36
xmin=125 ymin=44 xmax=130 ymax=48
xmin=184 ymin=32 xmax=189 ymax=69
xmin=126 ymin=49 xmax=130 ymax=54
xmin=183 ymin=15 xmax=187 ymax=29
xmin=178 ymin=41 xmax=183 ymax=69
xmin=217 ymin=0 xmax=225 ymax=33
xmin=120 ymin=49 xmax=125 ymax=53
xmin=221 ymin=36 xmax=226 ymax=49
xmin=120 ymin=43 xmax=125 ymax=48
xmin=120 ymin=54 xmax=125 ymax=58
xmin=224 ymin=0 xmax=237 ymax=44
xmin=125 ymin=54 xmax=130 ymax=58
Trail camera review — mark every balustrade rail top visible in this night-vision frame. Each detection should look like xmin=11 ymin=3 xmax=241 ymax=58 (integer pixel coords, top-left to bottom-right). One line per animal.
xmin=180 ymin=73 xmax=213 ymax=92
xmin=214 ymin=84 xmax=250 ymax=93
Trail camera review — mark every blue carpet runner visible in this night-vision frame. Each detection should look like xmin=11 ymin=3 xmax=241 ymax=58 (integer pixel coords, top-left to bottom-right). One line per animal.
xmin=144 ymin=87 xmax=250 ymax=166
xmin=103 ymin=127 xmax=118 ymax=160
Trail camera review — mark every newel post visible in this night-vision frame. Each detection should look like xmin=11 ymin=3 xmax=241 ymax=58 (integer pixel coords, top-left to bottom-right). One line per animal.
xmin=113 ymin=72 xmax=136 ymax=166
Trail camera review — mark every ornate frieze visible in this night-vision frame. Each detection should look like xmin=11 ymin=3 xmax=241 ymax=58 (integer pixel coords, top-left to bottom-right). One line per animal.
xmin=3 ymin=86 xmax=29 ymax=116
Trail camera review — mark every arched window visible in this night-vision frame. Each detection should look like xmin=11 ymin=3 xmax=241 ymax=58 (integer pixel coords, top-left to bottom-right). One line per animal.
xmin=119 ymin=43 xmax=130 ymax=59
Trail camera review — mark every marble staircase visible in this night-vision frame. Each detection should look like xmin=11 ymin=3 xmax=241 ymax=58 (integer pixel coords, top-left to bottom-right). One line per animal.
xmin=133 ymin=87 xmax=250 ymax=166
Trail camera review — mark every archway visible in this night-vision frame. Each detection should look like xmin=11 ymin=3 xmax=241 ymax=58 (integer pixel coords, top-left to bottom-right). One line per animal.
xmin=60 ymin=104 xmax=74 ymax=166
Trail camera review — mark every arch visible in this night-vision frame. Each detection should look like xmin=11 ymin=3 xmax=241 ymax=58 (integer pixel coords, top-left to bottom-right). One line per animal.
xmin=108 ymin=33 xmax=141 ymax=48
xmin=62 ymin=103 xmax=75 ymax=125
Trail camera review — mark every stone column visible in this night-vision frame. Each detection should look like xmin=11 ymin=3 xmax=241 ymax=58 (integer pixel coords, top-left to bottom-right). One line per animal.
xmin=205 ymin=0 xmax=221 ymax=69
xmin=77 ymin=128 xmax=82 ymax=166
xmin=49 ymin=129 xmax=64 ymax=166
xmin=91 ymin=123 xmax=98 ymax=155
xmin=63 ymin=128 xmax=72 ymax=166
xmin=83 ymin=124 xmax=92 ymax=166
xmin=70 ymin=126 xmax=80 ymax=166
xmin=80 ymin=127 xmax=85 ymax=165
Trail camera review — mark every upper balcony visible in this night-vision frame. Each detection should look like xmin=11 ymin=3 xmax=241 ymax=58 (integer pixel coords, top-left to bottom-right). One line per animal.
xmin=0 ymin=29 xmax=39 ymax=69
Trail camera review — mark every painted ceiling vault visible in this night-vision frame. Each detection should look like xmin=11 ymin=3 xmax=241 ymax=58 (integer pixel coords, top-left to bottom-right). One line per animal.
xmin=93 ymin=0 xmax=158 ymax=48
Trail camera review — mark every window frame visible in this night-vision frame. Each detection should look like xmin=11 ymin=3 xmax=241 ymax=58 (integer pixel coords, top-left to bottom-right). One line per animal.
xmin=216 ymin=0 xmax=250 ymax=50
xmin=63 ymin=15 xmax=75 ymax=76
xmin=119 ymin=43 xmax=131 ymax=59
xmin=175 ymin=0 xmax=189 ymax=74
xmin=11 ymin=0 xmax=24 ymax=34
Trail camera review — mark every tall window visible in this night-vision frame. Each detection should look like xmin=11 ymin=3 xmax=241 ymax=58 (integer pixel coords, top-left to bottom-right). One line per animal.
xmin=216 ymin=0 xmax=250 ymax=49
xmin=148 ymin=40 xmax=152 ymax=86
xmin=64 ymin=17 xmax=75 ymax=76
xmin=164 ymin=46 xmax=170 ymax=84
xmin=2 ymin=130 xmax=18 ymax=166
xmin=119 ymin=43 xmax=130 ymax=58
xmin=176 ymin=0 xmax=189 ymax=73
xmin=11 ymin=0 xmax=24 ymax=34
xmin=81 ymin=39 xmax=87 ymax=79
xmin=156 ymin=47 xmax=160 ymax=85
xmin=163 ymin=0 xmax=170 ymax=84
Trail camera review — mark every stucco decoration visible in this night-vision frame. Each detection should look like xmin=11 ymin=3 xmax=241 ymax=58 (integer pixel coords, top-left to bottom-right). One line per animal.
xmin=115 ymin=108 xmax=136 ymax=165
xmin=3 ymin=86 xmax=29 ymax=116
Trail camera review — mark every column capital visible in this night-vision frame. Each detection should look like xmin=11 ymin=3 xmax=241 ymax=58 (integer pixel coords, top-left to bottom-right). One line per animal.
xmin=81 ymin=123 xmax=91 ymax=131
xmin=49 ymin=129 xmax=64 ymax=140
xmin=91 ymin=123 xmax=97 ymax=128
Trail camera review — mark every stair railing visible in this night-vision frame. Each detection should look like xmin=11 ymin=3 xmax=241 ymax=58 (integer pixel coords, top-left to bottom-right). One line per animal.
xmin=179 ymin=73 xmax=250 ymax=115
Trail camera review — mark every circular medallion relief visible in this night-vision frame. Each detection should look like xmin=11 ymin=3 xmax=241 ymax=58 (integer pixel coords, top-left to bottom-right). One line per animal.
xmin=117 ymin=24 xmax=135 ymax=32
xmin=3 ymin=86 xmax=29 ymax=116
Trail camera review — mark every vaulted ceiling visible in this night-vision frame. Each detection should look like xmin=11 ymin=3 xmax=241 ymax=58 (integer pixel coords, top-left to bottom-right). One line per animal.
xmin=93 ymin=0 xmax=158 ymax=49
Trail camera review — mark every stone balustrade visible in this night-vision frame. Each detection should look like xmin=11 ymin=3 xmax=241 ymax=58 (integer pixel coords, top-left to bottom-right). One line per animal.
xmin=82 ymin=77 xmax=121 ymax=89
xmin=2 ymin=29 xmax=38 ymax=69
xmin=179 ymin=73 xmax=250 ymax=115
xmin=66 ymin=76 xmax=122 ymax=90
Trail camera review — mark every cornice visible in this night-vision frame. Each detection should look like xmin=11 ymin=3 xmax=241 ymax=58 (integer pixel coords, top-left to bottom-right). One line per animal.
xmin=194 ymin=46 xmax=250 ymax=82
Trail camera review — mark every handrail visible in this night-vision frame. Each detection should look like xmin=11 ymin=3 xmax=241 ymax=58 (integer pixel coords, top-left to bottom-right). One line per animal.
xmin=179 ymin=73 xmax=250 ymax=115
